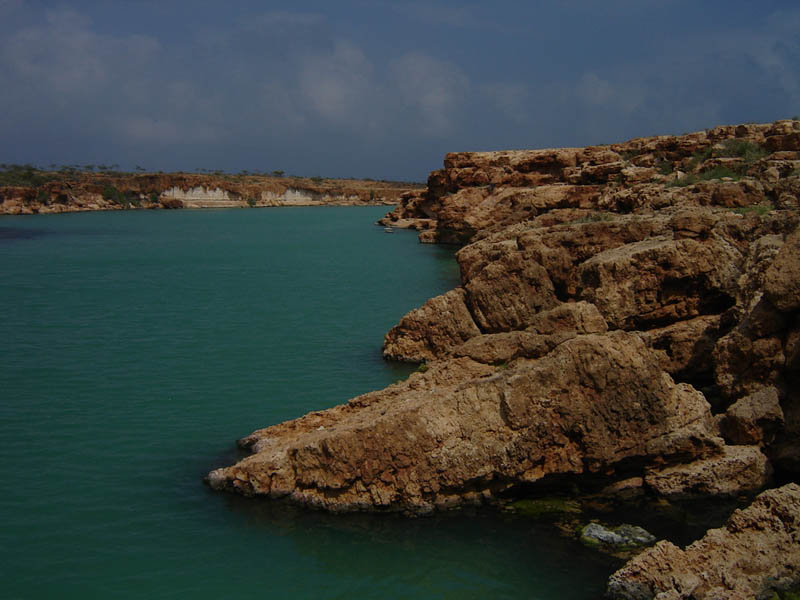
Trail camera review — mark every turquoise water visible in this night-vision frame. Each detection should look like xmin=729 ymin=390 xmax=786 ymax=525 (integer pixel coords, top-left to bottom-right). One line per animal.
xmin=0 ymin=207 xmax=617 ymax=599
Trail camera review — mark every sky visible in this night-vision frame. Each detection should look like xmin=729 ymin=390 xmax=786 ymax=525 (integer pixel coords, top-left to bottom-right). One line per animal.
xmin=0 ymin=1 xmax=799 ymax=181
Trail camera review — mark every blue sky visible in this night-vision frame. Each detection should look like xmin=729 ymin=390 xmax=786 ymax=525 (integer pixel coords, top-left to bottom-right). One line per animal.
xmin=1 ymin=1 xmax=798 ymax=181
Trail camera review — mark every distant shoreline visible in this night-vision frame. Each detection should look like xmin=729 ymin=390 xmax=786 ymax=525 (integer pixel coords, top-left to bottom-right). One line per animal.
xmin=0 ymin=166 xmax=423 ymax=215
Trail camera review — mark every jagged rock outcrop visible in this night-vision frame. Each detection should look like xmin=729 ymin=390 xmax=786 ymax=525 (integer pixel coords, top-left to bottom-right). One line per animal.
xmin=208 ymin=327 xmax=722 ymax=513
xmin=208 ymin=119 xmax=800 ymax=597
xmin=212 ymin=120 xmax=800 ymax=517
xmin=764 ymin=226 xmax=800 ymax=312
xmin=382 ymin=288 xmax=481 ymax=362
xmin=635 ymin=315 xmax=723 ymax=382
xmin=712 ymin=225 xmax=800 ymax=402
xmin=718 ymin=386 xmax=784 ymax=446
xmin=573 ymin=234 xmax=740 ymax=330
xmin=644 ymin=445 xmax=771 ymax=499
xmin=606 ymin=483 xmax=800 ymax=600
xmin=383 ymin=120 xmax=800 ymax=244
xmin=452 ymin=301 xmax=608 ymax=364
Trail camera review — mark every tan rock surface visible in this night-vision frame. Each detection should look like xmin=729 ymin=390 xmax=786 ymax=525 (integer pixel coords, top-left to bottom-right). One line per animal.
xmin=719 ymin=386 xmax=784 ymax=446
xmin=382 ymin=288 xmax=481 ymax=362
xmin=636 ymin=315 xmax=723 ymax=380
xmin=713 ymin=223 xmax=800 ymax=398
xmin=208 ymin=331 xmax=720 ymax=513
xmin=607 ymin=483 xmax=800 ymax=599
xmin=452 ymin=302 xmax=608 ymax=364
xmin=459 ymin=239 xmax=559 ymax=332
xmin=644 ymin=445 xmax=771 ymax=499
xmin=764 ymin=226 xmax=800 ymax=312
xmin=574 ymin=235 xmax=740 ymax=330
xmin=212 ymin=120 xmax=800 ymax=518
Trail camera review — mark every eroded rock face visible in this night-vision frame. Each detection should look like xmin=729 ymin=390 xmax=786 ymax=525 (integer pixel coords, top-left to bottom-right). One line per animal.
xmin=636 ymin=315 xmax=723 ymax=382
xmin=452 ymin=302 xmax=608 ymax=364
xmin=764 ymin=227 xmax=800 ymax=312
xmin=208 ymin=330 xmax=720 ymax=513
xmin=460 ymin=242 xmax=559 ymax=332
xmin=212 ymin=121 xmax=800 ymax=519
xmin=606 ymin=483 xmax=800 ymax=600
xmin=433 ymin=184 xmax=603 ymax=244
xmin=573 ymin=235 xmax=739 ymax=330
xmin=714 ymin=224 xmax=800 ymax=401
xmin=644 ymin=445 xmax=771 ymax=499
xmin=382 ymin=288 xmax=481 ymax=362
xmin=718 ymin=386 xmax=784 ymax=446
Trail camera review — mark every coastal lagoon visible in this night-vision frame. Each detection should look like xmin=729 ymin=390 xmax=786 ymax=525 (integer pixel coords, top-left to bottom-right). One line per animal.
xmin=0 ymin=207 xmax=617 ymax=598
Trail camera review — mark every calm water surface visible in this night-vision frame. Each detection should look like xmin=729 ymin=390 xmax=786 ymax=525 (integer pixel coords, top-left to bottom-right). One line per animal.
xmin=0 ymin=207 xmax=618 ymax=599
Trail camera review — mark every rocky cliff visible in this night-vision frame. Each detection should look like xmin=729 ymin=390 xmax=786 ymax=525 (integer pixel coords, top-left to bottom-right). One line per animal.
xmin=208 ymin=120 xmax=800 ymax=597
xmin=0 ymin=169 xmax=420 ymax=214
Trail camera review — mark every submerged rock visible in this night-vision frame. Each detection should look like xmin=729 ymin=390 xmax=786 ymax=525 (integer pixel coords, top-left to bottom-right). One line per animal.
xmin=580 ymin=523 xmax=656 ymax=550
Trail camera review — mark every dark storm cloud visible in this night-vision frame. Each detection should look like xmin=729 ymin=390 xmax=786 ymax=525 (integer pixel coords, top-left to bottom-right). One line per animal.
xmin=0 ymin=1 xmax=798 ymax=180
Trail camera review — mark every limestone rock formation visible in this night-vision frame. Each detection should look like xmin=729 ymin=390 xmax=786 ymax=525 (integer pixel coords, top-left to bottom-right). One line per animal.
xmin=606 ymin=483 xmax=800 ymax=600
xmin=644 ymin=445 xmax=771 ymax=499
xmin=206 ymin=119 xmax=800 ymax=596
xmin=211 ymin=120 xmax=800 ymax=525
xmin=713 ymin=223 xmax=800 ymax=401
xmin=573 ymin=234 xmax=739 ymax=330
xmin=208 ymin=329 xmax=721 ymax=513
xmin=452 ymin=302 xmax=608 ymax=364
xmin=635 ymin=315 xmax=723 ymax=382
xmin=718 ymin=386 xmax=784 ymax=446
xmin=382 ymin=288 xmax=480 ymax=362
xmin=764 ymin=227 xmax=800 ymax=312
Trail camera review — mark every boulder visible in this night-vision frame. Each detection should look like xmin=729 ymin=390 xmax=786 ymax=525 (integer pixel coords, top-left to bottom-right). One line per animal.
xmin=713 ymin=318 xmax=788 ymax=399
xmin=581 ymin=522 xmax=656 ymax=551
xmin=635 ymin=315 xmax=722 ymax=382
xmin=573 ymin=236 xmax=740 ymax=330
xmin=713 ymin=245 xmax=799 ymax=397
xmin=382 ymin=288 xmax=481 ymax=362
xmin=644 ymin=445 xmax=771 ymax=499
xmin=718 ymin=386 xmax=784 ymax=446
xmin=765 ymin=132 xmax=800 ymax=152
xmin=457 ymin=239 xmax=560 ymax=332
xmin=764 ymin=226 xmax=800 ymax=312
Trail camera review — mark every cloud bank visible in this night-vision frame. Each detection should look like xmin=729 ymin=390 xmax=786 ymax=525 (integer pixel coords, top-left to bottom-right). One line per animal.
xmin=0 ymin=2 xmax=798 ymax=180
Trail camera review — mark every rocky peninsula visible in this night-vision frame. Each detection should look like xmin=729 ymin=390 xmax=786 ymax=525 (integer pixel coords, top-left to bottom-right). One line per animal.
xmin=208 ymin=120 xmax=800 ymax=598
xmin=0 ymin=167 xmax=419 ymax=214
